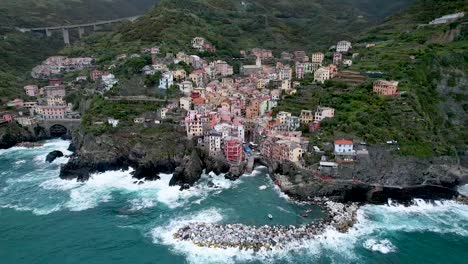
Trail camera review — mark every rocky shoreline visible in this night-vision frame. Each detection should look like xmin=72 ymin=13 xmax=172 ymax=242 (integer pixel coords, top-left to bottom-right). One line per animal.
xmin=257 ymin=155 xmax=468 ymax=204
xmin=50 ymin=124 xmax=468 ymax=204
xmin=173 ymin=198 xmax=359 ymax=251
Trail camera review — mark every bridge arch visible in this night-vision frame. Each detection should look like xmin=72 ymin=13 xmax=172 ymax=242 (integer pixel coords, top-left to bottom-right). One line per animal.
xmin=49 ymin=124 xmax=68 ymax=138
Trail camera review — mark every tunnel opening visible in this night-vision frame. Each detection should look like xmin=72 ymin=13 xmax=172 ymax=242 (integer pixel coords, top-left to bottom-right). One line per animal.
xmin=49 ymin=124 xmax=68 ymax=138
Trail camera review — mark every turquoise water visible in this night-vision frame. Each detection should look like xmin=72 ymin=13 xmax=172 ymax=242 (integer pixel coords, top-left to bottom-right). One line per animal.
xmin=0 ymin=139 xmax=467 ymax=264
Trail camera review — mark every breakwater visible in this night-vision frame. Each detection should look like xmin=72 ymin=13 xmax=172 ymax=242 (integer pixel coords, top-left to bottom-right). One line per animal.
xmin=173 ymin=198 xmax=359 ymax=251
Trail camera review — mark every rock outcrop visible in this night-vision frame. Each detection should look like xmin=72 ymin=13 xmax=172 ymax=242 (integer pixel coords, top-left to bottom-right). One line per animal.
xmin=46 ymin=150 xmax=64 ymax=163
xmin=59 ymin=125 xmax=231 ymax=185
xmin=0 ymin=123 xmax=37 ymax=149
xmin=259 ymin=145 xmax=467 ymax=204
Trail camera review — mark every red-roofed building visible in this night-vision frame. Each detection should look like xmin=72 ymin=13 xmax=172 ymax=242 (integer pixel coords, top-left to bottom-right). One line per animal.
xmin=49 ymin=78 xmax=63 ymax=86
xmin=334 ymin=139 xmax=355 ymax=162
xmin=193 ymin=97 xmax=206 ymax=105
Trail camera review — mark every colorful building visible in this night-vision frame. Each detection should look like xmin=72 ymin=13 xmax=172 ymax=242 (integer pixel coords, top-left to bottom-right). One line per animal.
xmin=224 ymin=137 xmax=244 ymax=164
xmin=373 ymin=80 xmax=399 ymax=96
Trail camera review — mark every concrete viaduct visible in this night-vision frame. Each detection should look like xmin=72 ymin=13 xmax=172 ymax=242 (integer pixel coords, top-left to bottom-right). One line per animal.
xmin=17 ymin=16 xmax=140 ymax=44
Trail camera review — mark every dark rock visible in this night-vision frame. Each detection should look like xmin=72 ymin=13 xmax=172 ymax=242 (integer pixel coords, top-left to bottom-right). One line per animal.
xmin=207 ymin=180 xmax=218 ymax=188
xmin=67 ymin=142 xmax=76 ymax=152
xmin=180 ymin=183 xmax=190 ymax=191
xmin=46 ymin=150 xmax=64 ymax=163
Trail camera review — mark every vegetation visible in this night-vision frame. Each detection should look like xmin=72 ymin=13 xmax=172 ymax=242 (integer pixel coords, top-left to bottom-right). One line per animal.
xmin=81 ymin=96 xmax=163 ymax=135
xmin=276 ymin=0 xmax=468 ymax=157
xmin=0 ymin=0 xmax=157 ymax=103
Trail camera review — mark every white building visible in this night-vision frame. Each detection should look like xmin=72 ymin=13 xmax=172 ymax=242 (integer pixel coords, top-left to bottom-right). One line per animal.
xmin=107 ymin=118 xmax=119 ymax=127
xmin=429 ymin=12 xmax=465 ymax=25
xmin=336 ymin=41 xmax=352 ymax=53
xmin=208 ymin=132 xmax=222 ymax=154
xmin=277 ymin=111 xmax=292 ymax=124
xmin=314 ymin=107 xmax=335 ymax=122
xmin=102 ymin=74 xmax=118 ymax=90
xmin=314 ymin=67 xmax=330 ymax=83
xmin=159 ymin=108 xmax=168 ymax=119
xmin=179 ymin=81 xmax=193 ymax=95
xmin=192 ymin=37 xmax=206 ymax=50
xmin=159 ymin=72 xmax=174 ymax=89
xmin=334 ymin=139 xmax=354 ymax=153
xmin=180 ymin=97 xmax=192 ymax=111
xmin=343 ymin=59 xmax=353 ymax=67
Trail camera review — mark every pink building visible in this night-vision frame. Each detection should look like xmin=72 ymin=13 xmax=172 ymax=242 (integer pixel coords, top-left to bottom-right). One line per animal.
xmin=373 ymin=80 xmax=399 ymax=96
xmin=2 ymin=114 xmax=13 ymax=122
xmin=215 ymin=60 xmax=234 ymax=76
xmin=24 ymin=85 xmax=39 ymax=97
xmin=251 ymin=48 xmax=273 ymax=59
xmin=36 ymin=105 xmax=67 ymax=119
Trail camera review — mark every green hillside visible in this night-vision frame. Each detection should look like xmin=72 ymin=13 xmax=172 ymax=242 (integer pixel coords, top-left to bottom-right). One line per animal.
xmin=277 ymin=0 xmax=468 ymax=157
xmin=0 ymin=0 xmax=158 ymax=28
xmin=117 ymin=0 xmax=413 ymax=55
xmin=0 ymin=0 xmax=158 ymax=102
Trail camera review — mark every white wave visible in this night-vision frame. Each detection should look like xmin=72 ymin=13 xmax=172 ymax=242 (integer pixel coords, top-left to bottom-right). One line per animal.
xmin=1 ymin=203 xmax=62 ymax=216
xmin=276 ymin=206 xmax=293 ymax=214
xmin=61 ymin=169 xmax=240 ymax=212
xmin=0 ymin=146 xmax=28 ymax=155
xmin=357 ymin=199 xmax=468 ymax=236
xmin=242 ymin=166 xmax=267 ymax=178
xmin=14 ymin=160 xmax=26 ymax=165
xmin=458 ymin=184 xmax=468 ymax=196
xmin=259 ymin=185 xmax=267 ymax=190
xmin=363 ymin=239 xmax=396 ymax=254
xmin=40 ymin=177 xmax=82 ymax=191
xmin=51 ymin=156 xmax=70 ymax=165
xmin=151 ymin=208 xmax=269 ymax=264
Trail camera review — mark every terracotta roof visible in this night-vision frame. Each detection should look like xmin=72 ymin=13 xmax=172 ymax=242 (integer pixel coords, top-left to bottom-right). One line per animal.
xmin=192 ymin=69 xmax=206 ymax=74
xmin=335 ymin=139 xmax=353 ymax=145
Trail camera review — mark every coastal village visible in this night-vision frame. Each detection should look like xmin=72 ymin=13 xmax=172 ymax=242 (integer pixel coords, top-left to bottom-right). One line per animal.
xmin=0 ymin=35 xmax=404 ymax=176
xmin=2 ymin=11 xmax=465 ymax=178
xmin=0 ymin=2 xmax=467 ymax=257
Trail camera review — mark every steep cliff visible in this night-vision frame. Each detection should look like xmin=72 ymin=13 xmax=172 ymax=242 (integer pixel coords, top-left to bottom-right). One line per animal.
xmin=0 ymin=123 xmax=39 ymax=149
xmin=60 ymin=124 xmax=230 ymax=185
xmin=259 ymin=145 xmax=467 ymax=204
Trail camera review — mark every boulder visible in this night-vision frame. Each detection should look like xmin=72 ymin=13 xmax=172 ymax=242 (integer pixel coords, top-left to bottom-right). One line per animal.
xmin=46 ymin=150 xmax=64 ymax=163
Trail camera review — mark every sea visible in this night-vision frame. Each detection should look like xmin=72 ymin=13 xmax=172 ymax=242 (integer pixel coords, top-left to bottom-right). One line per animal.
xmin=0 ymin=139 xmax=467 ymax=264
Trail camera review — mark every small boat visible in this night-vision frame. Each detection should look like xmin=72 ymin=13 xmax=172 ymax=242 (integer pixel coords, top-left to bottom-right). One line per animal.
xmin=301 ymin=213 xmax=309 ymax=218
xmin=306 ymin=208 xmax=313 ymax=213
xmin=268 ymin=214 xmax=273 ymax=220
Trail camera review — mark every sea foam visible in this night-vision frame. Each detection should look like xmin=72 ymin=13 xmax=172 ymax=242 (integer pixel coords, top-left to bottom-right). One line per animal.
xmin=363 ymin=239 xmax=397 ymax=254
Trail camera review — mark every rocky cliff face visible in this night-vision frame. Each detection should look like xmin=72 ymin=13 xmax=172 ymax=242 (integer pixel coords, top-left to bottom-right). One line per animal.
xmin=60 ymin=125 xmax=230 ymax=185
xmin=0 ymin=123 xmax=42 ymax=149
xmin=259 ymin=146 xmax=467 ymax=204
